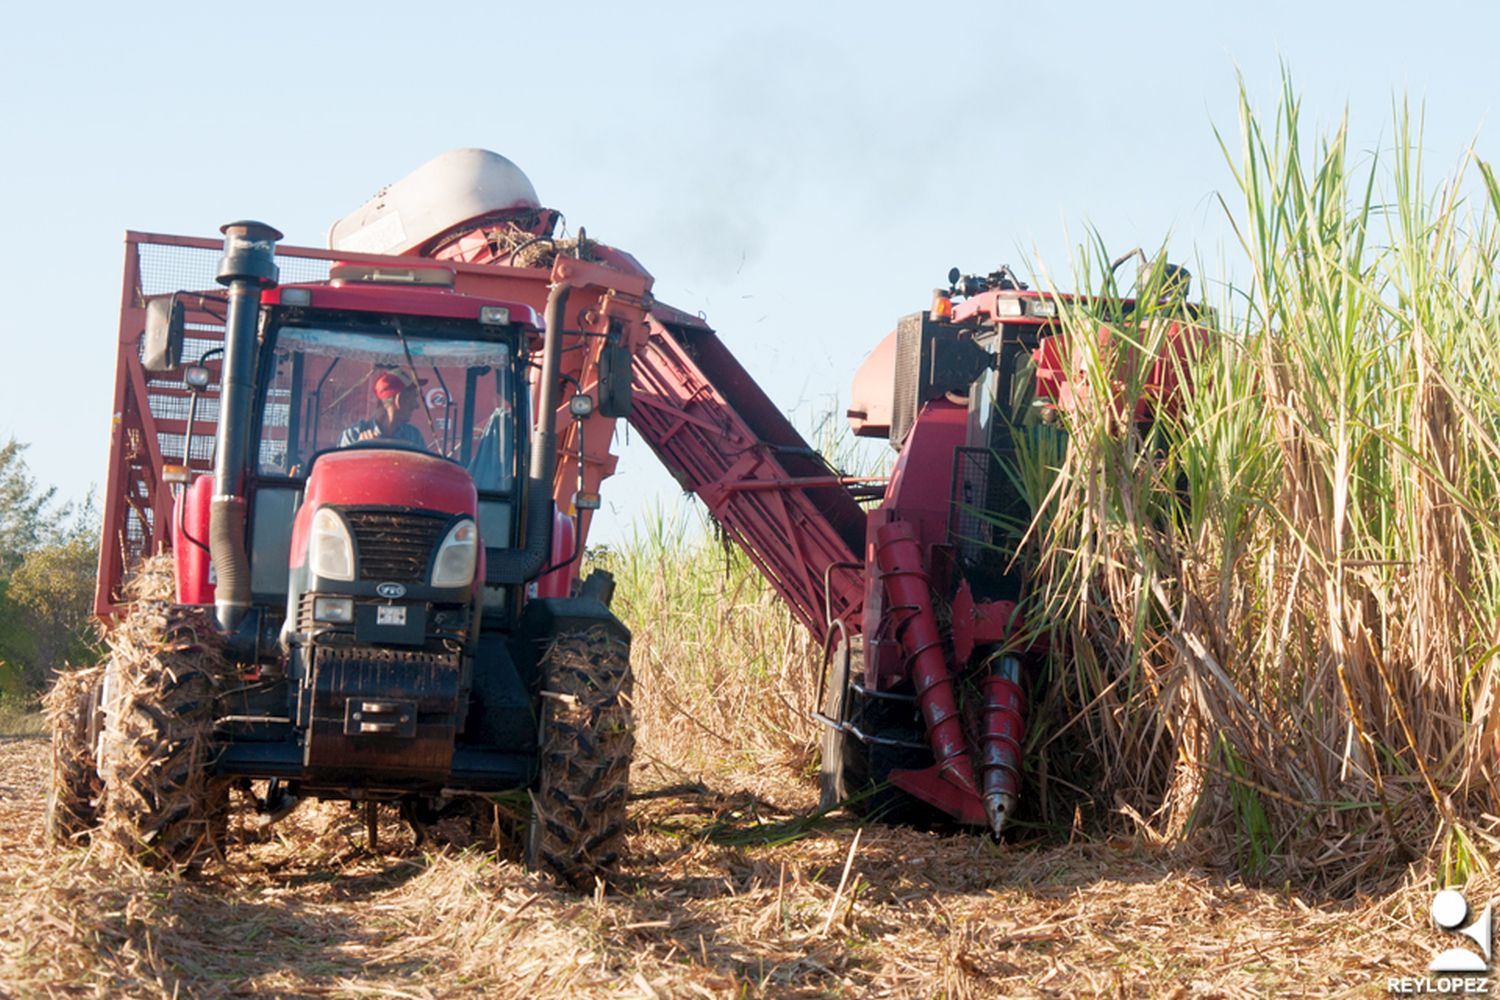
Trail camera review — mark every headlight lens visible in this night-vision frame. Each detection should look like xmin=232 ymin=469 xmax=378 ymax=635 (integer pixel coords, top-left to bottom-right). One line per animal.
xmin=431 ymin=518 xmax=478 ymax=588
xmin=308 ymin=507 xmax=355 ymax=582
xmin=312 ymin=596 xmax=355 ymax=623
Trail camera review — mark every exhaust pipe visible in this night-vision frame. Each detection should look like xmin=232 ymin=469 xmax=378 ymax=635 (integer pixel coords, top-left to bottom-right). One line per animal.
xmin=211 ymin=221 xmax=280 ymax=631
xmin=487 ymin=284 xmax=568 ymax=584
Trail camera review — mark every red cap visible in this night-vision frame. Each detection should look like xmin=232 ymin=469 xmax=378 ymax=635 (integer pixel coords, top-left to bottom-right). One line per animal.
xmin=373 ymin=370 xmax=425 ymax=400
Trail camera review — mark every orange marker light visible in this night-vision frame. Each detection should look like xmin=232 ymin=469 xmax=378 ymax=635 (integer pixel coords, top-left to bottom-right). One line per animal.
xmin=931 ymin=290 xmax=953 ymax=321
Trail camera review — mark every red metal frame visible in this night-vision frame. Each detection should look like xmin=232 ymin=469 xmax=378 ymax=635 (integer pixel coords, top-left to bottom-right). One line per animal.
xmin=436 ymin=230 xmax=872 ymax=640
xmin=626 ymin=315 xmax=867 ymax=636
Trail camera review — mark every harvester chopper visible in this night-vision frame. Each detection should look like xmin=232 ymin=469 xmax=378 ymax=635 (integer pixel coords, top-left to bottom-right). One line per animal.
xmin=48 ymin=149 xmax=1200 ymax=883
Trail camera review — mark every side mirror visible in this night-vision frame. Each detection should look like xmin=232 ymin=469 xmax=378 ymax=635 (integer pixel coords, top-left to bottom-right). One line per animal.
xmin=596 ymin=343 xmax=633 ymax=418
xmin=142 ymin=296 xmax=186 ymax=371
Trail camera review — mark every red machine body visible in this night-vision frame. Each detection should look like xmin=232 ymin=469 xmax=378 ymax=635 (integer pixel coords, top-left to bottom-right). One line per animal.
xmin=288 ymin=450 xmax=478 ymax=570
xmin=533 ymin=511 xmax=575 ymax=600
xmin=172 ymin=475 xmax=215 ymax=605
xmin=97 ymin=151 xmax=1198 ymax=835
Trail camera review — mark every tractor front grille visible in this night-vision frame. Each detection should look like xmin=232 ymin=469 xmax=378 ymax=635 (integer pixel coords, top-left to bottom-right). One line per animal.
xmin=344 ymin=509 xmax=451 ymax=582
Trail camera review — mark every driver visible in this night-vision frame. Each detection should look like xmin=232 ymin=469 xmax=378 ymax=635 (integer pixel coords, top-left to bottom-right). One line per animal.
xmin=339 ymin=369 xmax=427 ymax=449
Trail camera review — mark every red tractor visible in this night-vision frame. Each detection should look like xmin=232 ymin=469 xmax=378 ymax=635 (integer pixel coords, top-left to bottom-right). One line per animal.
xmin=50 ymin=149 xmax=1199 ymax=881
xmin=52 ymin=160 xmax=655 ymax=884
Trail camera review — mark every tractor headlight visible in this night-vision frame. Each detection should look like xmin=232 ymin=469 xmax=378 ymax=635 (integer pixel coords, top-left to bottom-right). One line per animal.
xmin=312 ymin=596 xmax=355 ymax=623
xmin=308 ymin=507 xmax=355 ymax=582
xmin=431 ymin=518 xmax=478 ymax=588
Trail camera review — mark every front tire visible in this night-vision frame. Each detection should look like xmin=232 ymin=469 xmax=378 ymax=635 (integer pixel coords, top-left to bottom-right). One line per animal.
xmin=97 ymin=602 xmax=229 ymax=868
xmin=43 ymin=666 xmax=103 ymax=845
xmin=526 ymin=628 xmax=634 ymax=889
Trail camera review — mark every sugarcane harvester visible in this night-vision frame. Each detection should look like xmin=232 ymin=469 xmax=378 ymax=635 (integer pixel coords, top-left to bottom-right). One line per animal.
xmin=68 ymin=150 xmax=1198 ymax=869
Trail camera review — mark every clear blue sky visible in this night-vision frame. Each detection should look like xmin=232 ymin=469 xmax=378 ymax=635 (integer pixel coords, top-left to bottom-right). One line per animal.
xmin=1 ymin=2 xmax=1494 ymax=544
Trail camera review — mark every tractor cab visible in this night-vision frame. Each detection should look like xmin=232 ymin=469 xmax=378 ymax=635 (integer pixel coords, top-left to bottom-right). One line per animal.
xmin=169 ymin=256 xmax=541 ymax=630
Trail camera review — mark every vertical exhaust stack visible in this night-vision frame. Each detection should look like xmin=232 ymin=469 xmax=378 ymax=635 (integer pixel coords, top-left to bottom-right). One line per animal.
xmin=211 ymin=221 xmax=280 ymax=632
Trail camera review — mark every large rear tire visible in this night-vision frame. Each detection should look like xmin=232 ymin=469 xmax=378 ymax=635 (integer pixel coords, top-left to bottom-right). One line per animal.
xmin=526 ymin=628 xmax=634 ymax=890
xmin=43 ymin=666 xmax=103 ymax=845
xmin=97 ymin=602 xmax=229 ymax=868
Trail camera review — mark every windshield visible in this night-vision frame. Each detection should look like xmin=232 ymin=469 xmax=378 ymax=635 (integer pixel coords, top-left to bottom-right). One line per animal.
xmin=256 ymin=323 xmax=522 ymax=493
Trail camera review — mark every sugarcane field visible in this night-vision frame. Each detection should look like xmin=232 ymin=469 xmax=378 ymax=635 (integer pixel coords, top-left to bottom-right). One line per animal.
xmin=4 ymin=7 xmax=1500 ymax=998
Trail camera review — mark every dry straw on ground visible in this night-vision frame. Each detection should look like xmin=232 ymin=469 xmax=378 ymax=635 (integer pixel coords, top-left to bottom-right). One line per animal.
xmin=0 ymin=736 xmax=1467 ymax=997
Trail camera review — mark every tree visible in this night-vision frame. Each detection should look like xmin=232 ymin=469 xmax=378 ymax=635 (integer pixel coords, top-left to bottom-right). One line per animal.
xmin=0 ymin=439 xmax=56 ymax=576
xmin=7 ymin=533 xmax=102 ymax=688
xmin=0 ymin=438 xmax=101 ymax=689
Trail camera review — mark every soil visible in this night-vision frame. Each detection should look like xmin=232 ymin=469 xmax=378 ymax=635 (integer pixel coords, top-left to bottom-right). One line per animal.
xmin=0 ymin=736 xmax=1464 ymax=998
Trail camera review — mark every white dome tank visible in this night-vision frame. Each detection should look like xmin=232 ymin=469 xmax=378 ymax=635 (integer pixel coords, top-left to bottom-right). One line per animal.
xmin=327 ymin=148 xmax=541 ymax=256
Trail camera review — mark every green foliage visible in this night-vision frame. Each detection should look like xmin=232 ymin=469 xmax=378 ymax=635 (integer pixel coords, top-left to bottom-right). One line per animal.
xmin=7 ymin=534 xmax=103 ymax=688
xmin=0 ymin=580 xmax=38 ymax=695
xmin=590 ymin=498 xmax=822 ymax=781
xmin=0 ymin=692 xmax=45 ymax=736
xmin=0 ymin=437 xmax=100 ymax=691
xmin=0 ymin=438 xmax=57 ymax=575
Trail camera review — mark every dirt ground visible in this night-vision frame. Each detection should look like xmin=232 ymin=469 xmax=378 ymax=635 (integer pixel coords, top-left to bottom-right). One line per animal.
xmin=0 ymin=735 xmax=1474 ymax=998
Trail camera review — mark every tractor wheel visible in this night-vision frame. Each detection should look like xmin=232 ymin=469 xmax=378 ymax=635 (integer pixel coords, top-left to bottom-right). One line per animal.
xmin=43 ymin=665 xmax=103 ymax=846
xmin=97 ymin=601 xmax=229 ymax=868
xmin=818 ymin=635 xmax=864 ymax=811
xmin=818 ymin=635 xmax=935 ymax=823
xmin=526 ymin=628 xmax=634 ymax=890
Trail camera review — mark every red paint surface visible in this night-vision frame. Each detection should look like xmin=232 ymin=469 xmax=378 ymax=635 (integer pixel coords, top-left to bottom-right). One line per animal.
xmin=173 ymin=474 xmax=215 ymax=604
xmin=263 ymin=281 xmax=541 ymax=330
xmin=875 ymin=521 xmax=977 ymax=798
xmin=290 ymin=449 xmax=478 ymax=568
xmin=847 ymin=330 xmax=897 ymax=438
xmin=534 ymin=510 xmax=575 ymax=599
xmin=979 ymin=673 xmax=1025 ymax=808
xmin=883 ymin=399 xmax=967 ymax=551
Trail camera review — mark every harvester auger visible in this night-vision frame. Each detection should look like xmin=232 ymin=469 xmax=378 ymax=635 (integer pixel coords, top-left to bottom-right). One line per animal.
xmin=54 ymin=149 xmax=1201 ymax=879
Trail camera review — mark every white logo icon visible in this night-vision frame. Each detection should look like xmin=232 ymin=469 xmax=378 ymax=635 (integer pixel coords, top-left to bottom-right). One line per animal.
xmin=1430 ymin=889 xmax=1493 ymax=973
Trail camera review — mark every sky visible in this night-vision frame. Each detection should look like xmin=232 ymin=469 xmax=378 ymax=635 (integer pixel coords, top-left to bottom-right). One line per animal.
xmin=1 ymin=2 xmax=1496 ymax=546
